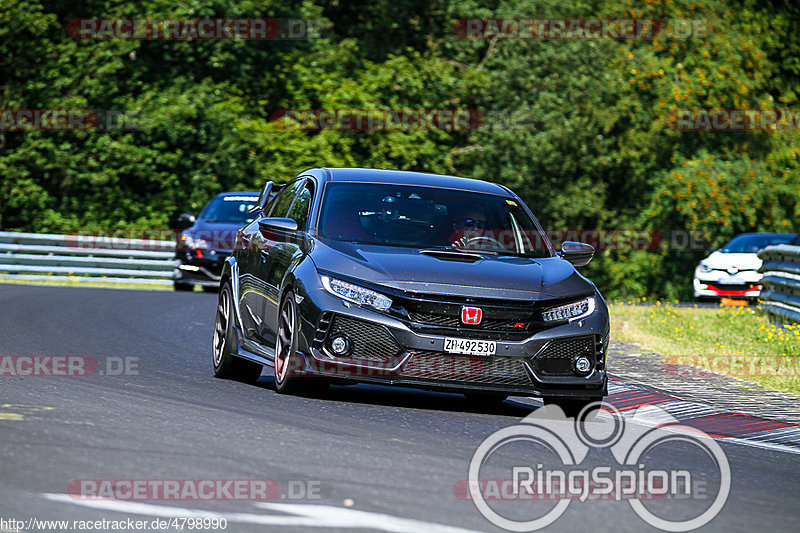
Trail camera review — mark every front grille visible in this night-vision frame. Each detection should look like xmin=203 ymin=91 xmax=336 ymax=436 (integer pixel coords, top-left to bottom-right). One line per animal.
xmin=707 ymin=282 xmax=759 ymax=291
xmin=408 ymin=311 xmax=459 ymax=327
xmin=407 ymin=311 xmax=522 ymax=331
xmin=401 ymin=352 xmax=532 ymax=386
xmin=326 ymin=315 xmax=401 ymax=362
xmin=398 ymin=294 xmax=587 ymax=339
xmin=531 ymin=336 xmax=594 ymax=376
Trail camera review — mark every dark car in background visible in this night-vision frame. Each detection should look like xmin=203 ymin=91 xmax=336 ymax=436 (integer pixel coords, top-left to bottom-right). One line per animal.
xmin=174 ymin=191 xmax=262 ymax=291
xmin=212 ymin=168 xmax=609 ymax=413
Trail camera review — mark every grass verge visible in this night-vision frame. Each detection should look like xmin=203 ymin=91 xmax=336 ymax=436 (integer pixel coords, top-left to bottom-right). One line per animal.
xmin=610 ymin=299 xmax=800 ymax=395
xmin=0 ymin=277 xmax=172 ymax=291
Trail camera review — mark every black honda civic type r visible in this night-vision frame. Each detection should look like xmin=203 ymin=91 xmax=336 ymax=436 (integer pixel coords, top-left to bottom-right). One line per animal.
xmin=213 ymin=168 xmax=609 ymax=412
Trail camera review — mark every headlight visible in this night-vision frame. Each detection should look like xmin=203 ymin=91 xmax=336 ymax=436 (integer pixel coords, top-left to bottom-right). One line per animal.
xmin=542 ymin=296 xmax=596 ymax=323
xmin=181 ymin=232 xmax=211 ymax=250
xmin=321 ymin=276 xmax=392 ymax=311
xmin=698 ymin=262 xmax=713 ymax=273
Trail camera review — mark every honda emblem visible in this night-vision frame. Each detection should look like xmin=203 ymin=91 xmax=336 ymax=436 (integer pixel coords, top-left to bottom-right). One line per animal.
xmin=461 ymin=306 xmax=483 ymax=325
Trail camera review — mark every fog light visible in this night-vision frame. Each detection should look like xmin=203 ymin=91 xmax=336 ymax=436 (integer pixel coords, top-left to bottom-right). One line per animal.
xmin=574 ymin=355 xmax=592 ymax=375
xmin=330 ymin=335 xmax=351 ymax=355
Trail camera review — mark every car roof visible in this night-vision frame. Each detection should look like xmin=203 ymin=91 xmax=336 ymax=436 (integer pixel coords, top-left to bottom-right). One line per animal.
xmin=214 ymin=191 xmax=260 ymax=198
xmin=315 ymin=167 xmax=513 ymax=196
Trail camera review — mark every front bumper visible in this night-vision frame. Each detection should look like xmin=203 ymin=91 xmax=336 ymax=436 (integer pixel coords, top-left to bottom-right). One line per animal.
xmin=693 ymin=275 xmax=761 ymax=299
xmin=295 ymin=290 xmax=609 ymax=399
xmin=175 ymin=250 xmax=231 ymax=286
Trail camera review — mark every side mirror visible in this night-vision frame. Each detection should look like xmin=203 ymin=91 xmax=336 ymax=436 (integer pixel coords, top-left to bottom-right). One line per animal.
xmin=258 ymin=217 xmax=298 ymax=233
xmin=250 ymin=182 xmax=274 ymax=214
xmin=559 ymin=241 xmax=594 ymax=267
xmin=176 ymin=212 xmax=196 ymax=229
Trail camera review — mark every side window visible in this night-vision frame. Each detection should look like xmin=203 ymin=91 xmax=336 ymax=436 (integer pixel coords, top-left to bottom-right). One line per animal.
xmin=267 ymin=180 xmax=302 ymax=218
xmin=287 ymin=185 xmax=313 ymax=230
xmin=262 ymin=189 xmax=278 ymax=215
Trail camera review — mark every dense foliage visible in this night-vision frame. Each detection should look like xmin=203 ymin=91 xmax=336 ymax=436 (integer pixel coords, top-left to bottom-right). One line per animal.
xmin=1 ymin=0 xmax=797 ymax=299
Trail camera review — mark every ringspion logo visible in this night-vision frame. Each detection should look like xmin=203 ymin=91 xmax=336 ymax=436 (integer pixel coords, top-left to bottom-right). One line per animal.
xmin=464 ymin=403 xmax=730 ymax=531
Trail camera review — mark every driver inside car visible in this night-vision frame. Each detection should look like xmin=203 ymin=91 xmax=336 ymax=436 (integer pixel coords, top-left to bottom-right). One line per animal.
xmin=450 ymin=205 xmax=489 ymax=249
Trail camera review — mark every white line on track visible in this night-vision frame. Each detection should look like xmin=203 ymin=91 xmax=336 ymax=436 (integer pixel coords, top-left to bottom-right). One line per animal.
xmin=511 ymin=394 xmax=800 ymax=454
xmin=595 ymin=410 xmax=800 ymax=456
xmin=41 ymin=493 xmax=484 ymax=533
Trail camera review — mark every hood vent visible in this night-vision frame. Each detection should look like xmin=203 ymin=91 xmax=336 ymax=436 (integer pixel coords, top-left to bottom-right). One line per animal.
xmin=418 ymin=249 xmax=483 ymax=263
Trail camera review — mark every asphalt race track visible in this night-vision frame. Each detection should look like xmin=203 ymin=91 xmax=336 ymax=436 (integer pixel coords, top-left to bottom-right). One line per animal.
xmin=1 ymin=284 xmax=798 ymax=532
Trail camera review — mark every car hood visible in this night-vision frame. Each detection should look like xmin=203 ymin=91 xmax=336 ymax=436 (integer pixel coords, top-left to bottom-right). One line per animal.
xmin=700 ymin=251 xmax=762 ymax=271
xmin=312 ymin=240 xmax=595 ymax=301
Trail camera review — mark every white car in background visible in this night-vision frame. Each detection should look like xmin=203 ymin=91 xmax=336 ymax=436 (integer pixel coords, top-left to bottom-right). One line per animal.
xmin=693 ymin=232 xmax=797 ymax=300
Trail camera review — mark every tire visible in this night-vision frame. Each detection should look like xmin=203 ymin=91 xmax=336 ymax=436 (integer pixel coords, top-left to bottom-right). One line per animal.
xmin=174 ymin=282 xmax=194 ymax=291
xmin=213 ymin=281 xmax=262 ymax=383
xmin=542 ymin=397 xmax=602 ymax=420
xmin=463 ymin=392 xmax=508 ymax=405
xmin=273 ymin=291 xmax=328 ymax=395
xmin=274 ymin=291 xmax=303 ymax=394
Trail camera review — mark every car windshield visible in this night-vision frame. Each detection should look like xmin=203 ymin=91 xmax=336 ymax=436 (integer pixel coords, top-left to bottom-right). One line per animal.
xmin=318 ymin=182 xmax=551 ymax=258
xmin=720 ymin=233 xmax=795 ymax=253
xmin=199 ymin=195 xmax=257 ymax=223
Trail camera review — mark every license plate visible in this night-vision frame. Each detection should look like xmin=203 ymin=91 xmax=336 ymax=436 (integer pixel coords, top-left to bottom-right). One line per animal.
xmin=444 ymin=338 xmax=496 ymax=356
xmin=719 ymin=275 xmax=744 ymax=284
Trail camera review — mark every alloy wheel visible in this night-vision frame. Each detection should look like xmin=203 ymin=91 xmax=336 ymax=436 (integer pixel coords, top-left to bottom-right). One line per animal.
xmin=275 ymin=294 xmax=296 ymax=383
xmin=213 ymin=287 xmax=230 ymax=367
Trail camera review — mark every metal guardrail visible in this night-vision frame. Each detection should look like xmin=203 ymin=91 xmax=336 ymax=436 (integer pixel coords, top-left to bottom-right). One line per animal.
xmin=0 ymin=231 xmax=177 ymax=286
xmin=758 ymin=244 xmax=800 ymax=325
